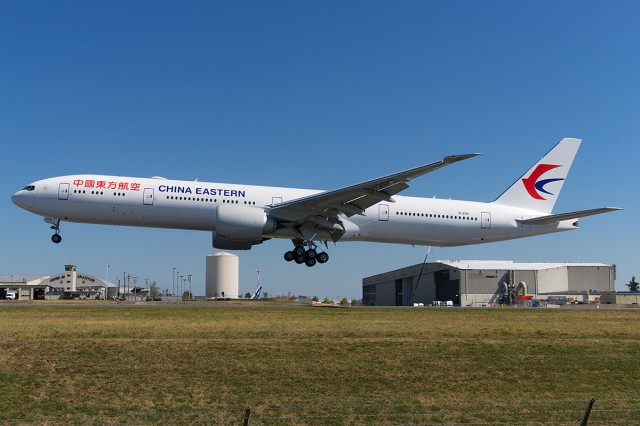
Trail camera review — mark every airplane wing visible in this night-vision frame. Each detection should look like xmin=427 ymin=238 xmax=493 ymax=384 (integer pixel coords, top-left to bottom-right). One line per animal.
xmin=516 ymin=207 xmax=624 ymax=225
xmin=268 ymin=153 xmax=479 ymax=241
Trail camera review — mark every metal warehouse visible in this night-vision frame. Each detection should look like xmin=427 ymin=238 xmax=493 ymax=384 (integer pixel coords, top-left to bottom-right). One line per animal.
xmin=362 ymin=260 xmax=615 ymax=306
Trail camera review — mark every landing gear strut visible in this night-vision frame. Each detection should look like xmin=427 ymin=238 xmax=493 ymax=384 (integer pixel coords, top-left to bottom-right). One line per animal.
xmin=284 ymin=241 xmax=329 ymax=267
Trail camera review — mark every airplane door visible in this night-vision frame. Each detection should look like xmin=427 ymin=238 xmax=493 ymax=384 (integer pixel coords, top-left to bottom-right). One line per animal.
xmin=58 ymin=183 xmax=69 ymax=200
xmin=143 ymin=188 xmax=154 ymax=205
xmin=379 ymin=204 xmax=389 ymax=221
xmin=481 ymin=212 xmax=491 ymax=229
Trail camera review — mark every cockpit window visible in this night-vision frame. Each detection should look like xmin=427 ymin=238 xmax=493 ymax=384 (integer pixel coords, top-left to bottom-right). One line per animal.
xmin=23 ymin=185 xmax=35 ymax=191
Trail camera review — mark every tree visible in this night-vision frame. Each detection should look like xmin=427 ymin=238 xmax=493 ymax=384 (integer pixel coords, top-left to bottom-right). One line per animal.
xmin=339 ymin=297 xmax=350 ymax=306
xmin=149 ymin=281 xmax=159 ymax=297
xmin=627 ymin=276 xmax=640 ymax=292
xmin=245 ymin=292 xmax=252 ymax=299
xmin=312 ymin=296 xmax=319 ymax=302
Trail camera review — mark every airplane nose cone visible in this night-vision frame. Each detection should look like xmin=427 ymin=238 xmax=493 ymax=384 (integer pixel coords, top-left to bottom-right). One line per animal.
xmin=12 ymin=192 xmax=22 ymax=206
xmin=12 ymin=191 xmax=28 ymax=209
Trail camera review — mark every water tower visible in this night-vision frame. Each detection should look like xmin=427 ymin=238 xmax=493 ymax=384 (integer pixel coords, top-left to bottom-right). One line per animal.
xmin=205 ymin=252 xmax=239 ymax=298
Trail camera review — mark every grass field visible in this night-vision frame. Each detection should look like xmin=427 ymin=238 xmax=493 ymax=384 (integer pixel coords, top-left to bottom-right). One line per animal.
xmin=0 ymin=302 xmax=639 ymax=425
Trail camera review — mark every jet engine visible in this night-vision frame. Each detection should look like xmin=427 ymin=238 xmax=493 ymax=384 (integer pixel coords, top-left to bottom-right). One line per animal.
xmin=212 ymin=204 xmax=277 ymax=250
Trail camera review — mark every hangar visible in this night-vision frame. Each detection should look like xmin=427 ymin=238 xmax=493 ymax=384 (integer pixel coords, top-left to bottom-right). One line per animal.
xmin=362 ymin=260 xmax=615 ymax=306
xmin=600 ymin=292 xmax=640 ymax=305
xmin=0 ymin=264 xmax=118 ymax=300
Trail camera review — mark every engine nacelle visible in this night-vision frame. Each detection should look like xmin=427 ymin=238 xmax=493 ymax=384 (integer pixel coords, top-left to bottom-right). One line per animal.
xmin=212 ymin=205 xmax=277 ymax=250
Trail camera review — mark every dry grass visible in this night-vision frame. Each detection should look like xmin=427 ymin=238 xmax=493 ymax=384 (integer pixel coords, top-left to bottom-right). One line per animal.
xmin=0 ymin=304 xmax=639 ymax=424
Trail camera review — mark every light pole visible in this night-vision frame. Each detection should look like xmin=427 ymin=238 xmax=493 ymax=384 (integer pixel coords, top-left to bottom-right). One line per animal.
xmin=176 ymin=270 xmax=179 ymax=301
xmin=180 ymin=275 xmax=184 ymax=300
xmin=187 ymin=274 xmax=192 ymax=300
xmin=126 ymin=274 xmax=131 ymax=301
xmin=172 ymin=267 xmax=175 ymax=299
xmin=255 ymin=269 xmax=262 ymax=300
xmin=132 ymin=276 xmax=138 ymax=301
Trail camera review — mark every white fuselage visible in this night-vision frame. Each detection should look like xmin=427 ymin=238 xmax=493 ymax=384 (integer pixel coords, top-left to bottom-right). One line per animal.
xmin=12 ymin=174 xmax=577 ymax=247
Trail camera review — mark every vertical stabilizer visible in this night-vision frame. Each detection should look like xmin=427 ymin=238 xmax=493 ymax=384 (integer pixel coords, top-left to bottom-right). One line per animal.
xmin=493 ymin=138 xmax=581 ymax=213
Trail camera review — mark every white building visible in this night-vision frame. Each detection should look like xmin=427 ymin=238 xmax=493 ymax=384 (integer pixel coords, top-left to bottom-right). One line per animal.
xmin=0 ymin=264 xmax=118 ymax=300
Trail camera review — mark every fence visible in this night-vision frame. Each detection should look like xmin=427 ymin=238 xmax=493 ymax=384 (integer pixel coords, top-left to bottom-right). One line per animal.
xmin=4 ymin=398 xmax=640 ymax=425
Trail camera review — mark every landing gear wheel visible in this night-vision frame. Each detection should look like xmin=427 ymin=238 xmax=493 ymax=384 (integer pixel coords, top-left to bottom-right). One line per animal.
xmin=287 ymin=240 xmax=325 ymax=266
xmin=51 ymin=234 xmax=62 ymax=244
xmin=317 ymin=252 xmax=329 ymax=264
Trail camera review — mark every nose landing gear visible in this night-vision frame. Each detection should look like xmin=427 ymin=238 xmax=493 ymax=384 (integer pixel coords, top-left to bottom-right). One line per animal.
xmin=47 ymin=218 xmax=62 ymax=244
xmin=284 ymin=241 xmax=329 ymax=267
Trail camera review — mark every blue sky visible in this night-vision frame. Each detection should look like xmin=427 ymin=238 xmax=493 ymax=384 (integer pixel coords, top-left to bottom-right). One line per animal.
xmin=2 ymin=1 xmax=637 ymax=298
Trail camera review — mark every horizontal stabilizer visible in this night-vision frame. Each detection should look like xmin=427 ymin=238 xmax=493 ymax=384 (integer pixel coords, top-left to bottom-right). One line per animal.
xmin=516 ymin=207 xmax=624 ymax=225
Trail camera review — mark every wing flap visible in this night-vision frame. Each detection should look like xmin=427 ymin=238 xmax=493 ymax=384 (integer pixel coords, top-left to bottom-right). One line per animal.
xmin=516 ymin=207 xmax=623 ymax=225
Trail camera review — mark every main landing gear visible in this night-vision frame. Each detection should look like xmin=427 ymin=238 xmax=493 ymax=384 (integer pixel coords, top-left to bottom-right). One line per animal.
xmin=284 ymin=242 xmax=329 ymax=267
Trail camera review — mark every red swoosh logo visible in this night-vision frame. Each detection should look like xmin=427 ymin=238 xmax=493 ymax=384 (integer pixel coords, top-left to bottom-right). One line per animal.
xmin=522 ymin=164 xmax=561 ymax=200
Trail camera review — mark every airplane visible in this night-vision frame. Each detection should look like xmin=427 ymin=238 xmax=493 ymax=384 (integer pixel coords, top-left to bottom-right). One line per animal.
xmin=12 ymin=138 xmax=622 ymax=267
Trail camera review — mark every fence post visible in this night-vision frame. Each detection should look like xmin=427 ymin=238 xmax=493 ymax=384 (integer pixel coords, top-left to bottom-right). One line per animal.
xmin=243 ymin=406 xmax=251 ymax=426
xmin=580 ymin=398 xmax=595 ymax=426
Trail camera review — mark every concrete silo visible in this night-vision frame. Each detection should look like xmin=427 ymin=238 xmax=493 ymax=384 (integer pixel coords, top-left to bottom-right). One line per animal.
xmin=205 ymin=252 xmax=239 ymax=298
